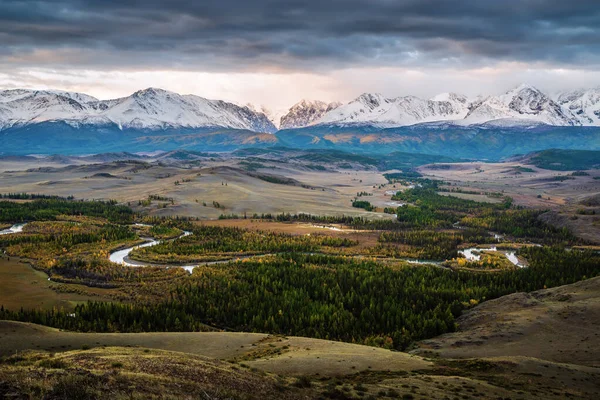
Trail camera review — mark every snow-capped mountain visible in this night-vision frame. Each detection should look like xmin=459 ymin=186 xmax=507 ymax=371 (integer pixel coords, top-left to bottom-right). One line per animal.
xmin=2 ymin=85 xmax=600 ymax=134
xmin=309 ymin=85 xmax=596 ymax=128
xmin=0 ymin=88 xmax=276 ymax=133
xmin=316 ymin=92 xmax=470 ymax=127
xmin=0 ymin=89 xmax=99 ymax=127
xmin=555 ymin=87 xmax=600 ymax=126
xmin=245 ymin=103 xmax=289 ymax=129
xmin=279 ymin=100 xmax=342 ymax=129
xmin=463 ymin=84 xmax=578 ymax=126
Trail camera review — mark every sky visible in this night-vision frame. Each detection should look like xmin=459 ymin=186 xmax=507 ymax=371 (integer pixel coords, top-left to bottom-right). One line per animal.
xmin=1 ymin=0 xmax=600 ymax=109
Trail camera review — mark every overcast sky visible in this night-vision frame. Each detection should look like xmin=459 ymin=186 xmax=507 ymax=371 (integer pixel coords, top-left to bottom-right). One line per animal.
xmin=1 ymin=0 xmax=600 ymax=109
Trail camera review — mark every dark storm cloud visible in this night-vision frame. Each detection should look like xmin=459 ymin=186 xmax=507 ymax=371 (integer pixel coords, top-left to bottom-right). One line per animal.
xmin=1 ymin=0 xmax=599 ymax=70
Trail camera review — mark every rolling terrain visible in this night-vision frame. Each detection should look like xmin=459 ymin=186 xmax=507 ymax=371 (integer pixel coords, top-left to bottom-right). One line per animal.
xmin=2 ymin=277 xmax=599 ymax=399
xmin=416 ymin=276 xmax=600 ymax=367
xmin=0 ymin=147 xmax=598 ymax=399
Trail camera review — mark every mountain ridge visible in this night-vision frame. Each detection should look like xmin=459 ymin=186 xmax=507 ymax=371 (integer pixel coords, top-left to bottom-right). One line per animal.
xmin=0 ymin=87 xmax=277 ymax=133
xmin=2 ymin=85 xmax=600 ymax=136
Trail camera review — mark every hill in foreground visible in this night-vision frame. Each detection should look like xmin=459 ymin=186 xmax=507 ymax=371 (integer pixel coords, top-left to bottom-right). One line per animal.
xmin=2 ymin=277 xmax=600 ymax=399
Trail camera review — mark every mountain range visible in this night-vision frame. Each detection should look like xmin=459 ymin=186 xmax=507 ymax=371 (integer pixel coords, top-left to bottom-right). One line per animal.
xmin=1 ymin=84 xmax=600 ymax=133
xmin=0 ymin=84 xmax=599 ymax=158
xmin=0 ymin=88 xmax=277 ymax=133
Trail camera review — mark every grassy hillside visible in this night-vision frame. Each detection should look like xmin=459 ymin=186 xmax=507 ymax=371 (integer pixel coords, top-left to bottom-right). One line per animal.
xmin=2 ymin=296 xmax=600 ymax=400
xmin=528 ymin=149 xmax=600 ymax=170
xmin=416 ymin=275 xmax=600 ymax=366
xmin=0 ymin=345 xmax=313 ymax=399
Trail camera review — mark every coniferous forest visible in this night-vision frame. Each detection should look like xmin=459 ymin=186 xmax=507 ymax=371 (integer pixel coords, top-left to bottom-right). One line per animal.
xmin=0 ymin=192 xmax=598 ymax=351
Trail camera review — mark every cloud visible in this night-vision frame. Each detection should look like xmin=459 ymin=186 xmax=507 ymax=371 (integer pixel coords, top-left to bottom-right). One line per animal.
xmin=3 ymin=65 xmax=600 ymax=111
xmin=1 ymin=1 xmax=600 ymax=109
xmin=1 ymin=0 xmax=600 ymax=71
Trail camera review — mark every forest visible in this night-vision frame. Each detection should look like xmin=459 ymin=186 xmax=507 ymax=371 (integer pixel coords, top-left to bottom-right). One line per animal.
xmin=0 ymin=190 xmax=597 ymax=351
xmin=129 ymin=225 xmax=357 ymax=264
xmin=0 ymin=198 xmax=133 ymax=224
xmin=1 ymin=248 xmax=598 ymax=350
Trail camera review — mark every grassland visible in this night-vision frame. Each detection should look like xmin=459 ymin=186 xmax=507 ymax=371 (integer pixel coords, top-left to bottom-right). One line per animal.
xmin=0 ymin=157 xmax=396 ymax=221
xmin=419 ymin=160 xmax=600 ymax=243
xmin=416 ymin=275 xmax=600 ymax=367
xmin=1 ymin=150 xmax=599 ymax=398
xmin=0 ymin=257 xmax=114 ymax=311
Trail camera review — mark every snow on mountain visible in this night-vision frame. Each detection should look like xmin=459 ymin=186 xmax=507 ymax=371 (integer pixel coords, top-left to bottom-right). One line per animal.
xmin=45 ymin=90 xmax=99 ymax=104
xmin=0 ymin=88 xmax=276 ymax=133
xmin=0 ymin=89 xmax=97 ymax=129
xmin=245 ymin=103 xmax=289 ymax=129
xmin=2 ymin=85 xmax=599 ymax=133
xmin=279 ymin=100 xmax=342 ymax=129
xmin=555 ymin=87 xmax=600 ymax=126
xmin=430 ymin=92 xmax=469 ymax=104
xmin=316 ymin=92 xmax=469 ymax=127
xmin=464 ymin=84 xmax=578 ymax=126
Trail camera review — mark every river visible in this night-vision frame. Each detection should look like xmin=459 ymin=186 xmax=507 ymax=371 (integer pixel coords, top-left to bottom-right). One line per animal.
xmin=0 ymin=223 xmax=26 ymax=235
xmin=458 ymin=246 xmax=526 ymax=268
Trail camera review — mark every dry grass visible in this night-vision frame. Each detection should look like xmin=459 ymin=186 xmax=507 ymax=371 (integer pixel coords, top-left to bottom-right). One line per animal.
xmin=0 ymin=346 xmax=313 ymax=399
xmin=0 ymin=159 xmax=395 ymax=220
xmin=0 ymin=321 xmax=431 ymax=377
xmin=416 ymin=276 xmax=600 ymax=367
xmin=0 ymin=257 xmax=114 ymax=311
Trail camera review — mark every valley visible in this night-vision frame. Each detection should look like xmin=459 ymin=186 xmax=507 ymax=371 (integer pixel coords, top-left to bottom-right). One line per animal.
xmin=0 ymin=147 xmax=599 ymax=399
xmin=3 ymin=2 xmax=600 ymax=398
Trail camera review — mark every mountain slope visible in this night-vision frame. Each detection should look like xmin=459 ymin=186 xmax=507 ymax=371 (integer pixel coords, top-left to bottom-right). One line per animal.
xmin=0 ymin=88 xmax=276 ymax=133
xmin=317 ymin=92 xmax=470 ymax=127
xmin=276 ymin=123 xmax=600 ymax=160
xmin=464 ymin=84 xmax=578 ymax=126
xmin=0 ymin=122 xmax=277 ymax=155
xmin=556 ymin=87 xmax=600 ymax=126
xmin=279 ymin=99 xmax=341 ymax=129
xmin=416 ymin=276 xmax=600 ymax=366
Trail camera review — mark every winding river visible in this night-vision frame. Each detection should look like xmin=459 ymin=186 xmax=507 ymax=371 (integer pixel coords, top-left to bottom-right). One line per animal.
xmin=0 ymin=223 xmax=26 ymax=235
xmin=108 ymin=225 xmax=532 ymax=271
xmin=109 ymin=230 xmax=200 ymax=272
xmin=0 ymin=222 xmax=529 ymax=271
xmin=458 ymin=246 xmax=526 ymax=268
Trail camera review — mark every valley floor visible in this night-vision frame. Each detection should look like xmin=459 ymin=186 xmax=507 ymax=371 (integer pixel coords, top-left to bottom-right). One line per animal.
xmin=1 ymin=150 xmax=599 ymax=398
xmin=419 ymin=161 xmax=600 ymax=244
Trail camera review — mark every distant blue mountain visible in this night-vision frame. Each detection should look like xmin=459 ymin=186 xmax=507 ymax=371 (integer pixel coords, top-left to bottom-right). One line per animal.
xmin=1 ymin=120 xmax=598 ymax=160
xmin=275 ymin=123 xmax=600 ymax=160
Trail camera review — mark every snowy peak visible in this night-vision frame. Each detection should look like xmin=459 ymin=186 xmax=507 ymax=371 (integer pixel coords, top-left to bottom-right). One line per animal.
xmin=430 ymin=92 xmax=468 ymax=104
xmin=355 ymin=93 xmax=388 ymax=109
xmin=0 ymin=89 xmax=98 ymax=104
xmin=314 ymin=85 xmax=594 ymax=128
xmin=279 ymin=99 xmax=342 ymax=129
xmin=555 ymin=87 xmax=600 ymax=126
xmin=245 ymin=103 xmax=288 ymax=129
xmin=2 ymin=85 xmax=599 ymax=132
xmin=0 ymin=88 xmax=276 ymax=133
xmin=0 ymin=89 xmax=96 ymax=128
xmin=317 ymin=92 xmax=470 ymax=127
xmin=464 ymin=84 xmax=578 ymax=126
